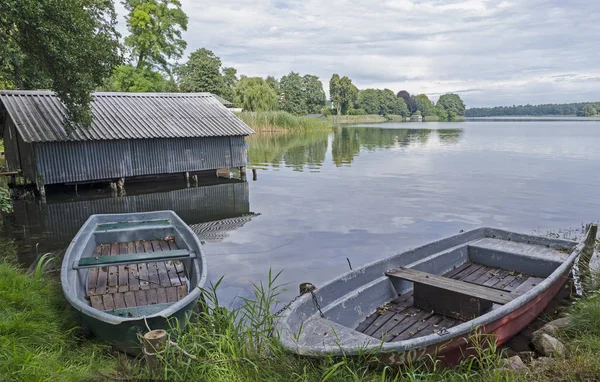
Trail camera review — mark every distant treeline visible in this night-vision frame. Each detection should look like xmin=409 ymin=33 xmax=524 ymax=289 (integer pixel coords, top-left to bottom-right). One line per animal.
xmin=466 ymin=102 xmax=600 ymax=117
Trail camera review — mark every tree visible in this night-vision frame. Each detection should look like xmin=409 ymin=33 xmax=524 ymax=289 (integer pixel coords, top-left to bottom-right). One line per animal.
xmin=357 ymin=89 xmax=380 ymax=114
xmin=123 ymin=0 xmax=188 ymax=72
xmin=330 ymin=74 xmax=358 ymax=115
xmin=102 ymin=65 xmax=176 ymax=92
xmin=303 ymin=75 xmax=326 ymax=114
xmin=234 ymin=77 xmax=278 ymax=112
xmin=579 ymin=104 xmax=597 ymax=117
xmin=415 ymin=94 xmax=434 ymax=116
xmin=0 ymin=0 xmax=122 ymax=127
xmin=397 ymin=90 xmax=417 ymax=113
xmin=280 ymin=72 xmax=306 ymax=115
xmin=221 ymin=67 xmax=238 ymax=102
xmin=265 ymin=76 xmax=280 ymax=93
xmin=437 ymin=93 xmax=466 ymax=120
xmin=358 ymin=89 xmax=408 ymax=116
xmin=176 ymin=48 xmax=224 ymax=94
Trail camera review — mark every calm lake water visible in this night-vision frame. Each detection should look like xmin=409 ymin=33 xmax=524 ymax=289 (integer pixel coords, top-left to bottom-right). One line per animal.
xmin=4 ymin=121 xmax=600 ymax=307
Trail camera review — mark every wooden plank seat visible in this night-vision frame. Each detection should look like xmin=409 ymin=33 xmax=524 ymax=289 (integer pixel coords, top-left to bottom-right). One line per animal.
xmin=86 ymin=239 xmax=190 ymax=312
xmin=386 ymin=267 xmax=521 ymax=320
xmin=96 ymin=219 xmax=171 ymax=232
xmin=75 ymin=249 xmax=195 ymax=269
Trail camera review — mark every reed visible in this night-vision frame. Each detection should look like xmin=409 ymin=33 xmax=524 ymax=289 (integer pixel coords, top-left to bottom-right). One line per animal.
xmin=237 ymin=111 xmax=333 ymax=132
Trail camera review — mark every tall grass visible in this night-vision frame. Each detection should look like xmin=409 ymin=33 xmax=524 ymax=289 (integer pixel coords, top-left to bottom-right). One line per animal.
xmin=237 ymin=111 xmax=333 ymax=132
xmin=331 ymin=115 xmax=387 ymax=124
xmin=129 ymin=271 xmax=513 ymax=382
xmin=0 ymin=251 xmax=117 ymax=381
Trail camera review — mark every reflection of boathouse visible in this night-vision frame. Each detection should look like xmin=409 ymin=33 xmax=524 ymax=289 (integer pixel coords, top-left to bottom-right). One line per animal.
xmin=10 ymin=180 xmax=258 ymax=261
xmin=0 ymin=91 xmax=255 ymax=195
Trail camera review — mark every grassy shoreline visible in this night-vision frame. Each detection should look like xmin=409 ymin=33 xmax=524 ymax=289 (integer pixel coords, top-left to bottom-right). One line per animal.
xmin=236 ymin=111 xmax=333 ymax=132
xmin=1 ymin=232 xmax=599 ymax=381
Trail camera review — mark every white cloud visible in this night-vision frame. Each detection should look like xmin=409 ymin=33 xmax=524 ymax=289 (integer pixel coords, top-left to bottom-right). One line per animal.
xmin=114 ymin=0 xmax=600 ymax=107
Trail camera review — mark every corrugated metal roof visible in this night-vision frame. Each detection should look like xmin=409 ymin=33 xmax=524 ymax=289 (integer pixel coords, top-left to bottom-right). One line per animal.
xmin=0 ymin=91 xmax=255 ymax=142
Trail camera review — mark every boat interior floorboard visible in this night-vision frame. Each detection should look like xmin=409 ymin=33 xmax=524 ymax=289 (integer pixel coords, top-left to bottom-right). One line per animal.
xmin=356 ymin=263 xmax=544 ymax=342
xmin=86 ymin=239 xmax=189 ymax=311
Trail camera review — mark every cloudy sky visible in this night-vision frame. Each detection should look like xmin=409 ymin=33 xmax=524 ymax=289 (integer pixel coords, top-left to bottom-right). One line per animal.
xmin=115 ymin=0 xmax=600 ymax=108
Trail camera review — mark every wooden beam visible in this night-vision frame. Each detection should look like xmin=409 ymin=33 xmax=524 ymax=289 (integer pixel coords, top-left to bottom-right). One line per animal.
xmin=75 ymin=249 xmax=195 ymax=269
xmin=386 ymin=267 xmax=520 ymax=320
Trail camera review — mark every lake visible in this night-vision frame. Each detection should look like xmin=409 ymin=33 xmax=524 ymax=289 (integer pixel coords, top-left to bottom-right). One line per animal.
xmin=4 ymin=120 xmax=600 ymax=308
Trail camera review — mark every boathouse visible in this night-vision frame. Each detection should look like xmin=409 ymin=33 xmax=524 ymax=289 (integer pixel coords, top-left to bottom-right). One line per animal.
xmin=0 ymin=91 xmax=255 ymax=193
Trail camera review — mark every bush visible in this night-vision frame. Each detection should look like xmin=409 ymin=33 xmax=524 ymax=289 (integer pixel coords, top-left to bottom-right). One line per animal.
xmin=347 ymin=108 xmax=367 ymax=115
xmin=236 ymin=111 xmax=332 ymax=131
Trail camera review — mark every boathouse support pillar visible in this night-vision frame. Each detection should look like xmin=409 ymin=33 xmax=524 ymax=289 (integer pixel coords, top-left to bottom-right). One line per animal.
xmin=252 ymin=168 xmax=257 ymax=181
xmin=185 ymin=171 xmax=190 ymax=187
xmin=36 ymin=178 xmax=46 ymax=203
xmin=240 ymin=166 xmax=247 ymax=181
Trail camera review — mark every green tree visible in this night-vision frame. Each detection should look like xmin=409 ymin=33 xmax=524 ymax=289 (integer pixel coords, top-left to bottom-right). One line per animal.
xmin=265 ymin=76 xmax=280 ymax=93
xmin=397 ymin=90 xmax=417 ymax=113
xmin=176 ymin=48 xmax=224 ymax=94
xmin=0 ymin=0 xmax=122 ymax=127
xmin=102 ymin=65 xmax=175 ymax=92
xmin=303 ymin=75 xmax=326 ymax=114
xmin=221 ymin=67 xmax=238 ymax=102
xmin=579 ymin=104 xmax=597 ymax=117
xmin=357 ymin=89 xmax=380 ymax=114
xmin=330 ymin=74 xmax=358 ymax=115
xmin=415 ymin=94 xmax=434 ymax=116
xmin=234 ymin=77 xmax=279 ymax=112
xmin=280 ymin=72 xmax=306 ymax=115
xmin=437 ymin=93 xmax=466 ymax=121
xmin=123 ymin=0 xmax=188 ymax=72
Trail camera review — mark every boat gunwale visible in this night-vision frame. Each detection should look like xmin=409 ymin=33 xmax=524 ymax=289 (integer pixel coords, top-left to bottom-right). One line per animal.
xmin=275 ymin=227 xmax=582 ymax=356
xmin=61 ymin=210 xmax=207 ymax=326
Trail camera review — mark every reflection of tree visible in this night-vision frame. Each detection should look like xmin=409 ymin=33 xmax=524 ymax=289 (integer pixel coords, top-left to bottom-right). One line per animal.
xmin=332 ymin=128 xmax=360 ymax=166
xmin=247 ymin=131 xmax=328 ymax=171
xmin=437 ymin=129 xmax=463 ymax=145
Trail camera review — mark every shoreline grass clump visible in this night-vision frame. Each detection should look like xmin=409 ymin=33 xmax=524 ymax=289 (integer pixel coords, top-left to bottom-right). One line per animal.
xmin=236 ymin=111 xmax=333 ymax=132
xmin=0 ymin=246 xmax=117 ymax=381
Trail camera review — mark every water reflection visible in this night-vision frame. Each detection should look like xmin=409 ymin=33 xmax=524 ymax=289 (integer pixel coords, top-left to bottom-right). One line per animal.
xmin=249 ymin=126 xmax=463 ymax=169
xmin=5 ymin=179 xmax=258 ymax=264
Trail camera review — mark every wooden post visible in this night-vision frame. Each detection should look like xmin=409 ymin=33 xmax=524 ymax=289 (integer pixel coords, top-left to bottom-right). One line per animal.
xmin=240 ymin=166 xmax=247 ymax=181
xmin=184 ymin=172 xmax=190 ymax=187
xmin=578 ymin=223 xmax=598 ymax=295
xmin=252 ymin=168 xmax=257 ymax=181
xmin=143 ymin=329 xmax=168 ymax=376
xmin=193 ymin=174 xmax=198 ymax=187
xmin=116 ymin=178 xmax=125 ymax=196
xmin=36 ymin=178 xmax=46 ymax=203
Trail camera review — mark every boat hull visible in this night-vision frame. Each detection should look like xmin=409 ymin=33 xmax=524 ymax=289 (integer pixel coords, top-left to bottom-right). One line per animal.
xmin=378 ymin=268 xmax=571 ymax=365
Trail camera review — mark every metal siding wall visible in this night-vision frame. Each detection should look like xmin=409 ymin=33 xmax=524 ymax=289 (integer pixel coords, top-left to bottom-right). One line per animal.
xmin=32 ymin=136 xmax=246 ymax=185
xmin=35 ymin=141 xmax=132 ymax=184
xmin=3 ymin=119 xmax=21 ymax=172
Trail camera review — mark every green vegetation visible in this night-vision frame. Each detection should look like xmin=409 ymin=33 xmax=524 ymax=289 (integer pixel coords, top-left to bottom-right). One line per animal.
xmin=237 ymin=111 xmax=332 ymax=131
xmin=0 ymin=248 xmax=117 ymax=381
xmin=279 ymin=72 xmax=327 ymax=115
xmin=330 ymin=74 xmax=359 ymax=116
xmin=358 ymin=89 xmax=409 ymax=117
xmin=465 ymin=102 xmax=600 ymax=117
xmin=247 ymin=131 xmax=329 ymax=170
xmin=331 ymin=114 xmax=387 ymax=124
xmin=0 ymin=0 xmax=121 ymax=127
xmin=176 ymin=48 xmax=238 ymax=100
xmin=123 ymin=0 xmax=188 ymax=73
xmin=234 ymin=80 xmax=279 ymax=112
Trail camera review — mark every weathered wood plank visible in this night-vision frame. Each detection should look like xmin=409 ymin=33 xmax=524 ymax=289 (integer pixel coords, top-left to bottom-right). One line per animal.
xmin=387 ymin=268 xmax=516 ymax=305
xmin=124 ymin=291 xmax=137 ymax=308
xmin=96 ymin=244 xmax=110 ymax=295
xmin=118 ymin=243 xmax=129 ymax=293
xmin=103 ymin=294 xmax=115 ymax=311
xmin=513 ymin=277 xmax=545 ymax=295
xmin=166 ymin=287 xmax=178 ymax=303
xmin=113 ymin=292 xmax=126 ymax=309
xmin=107 ymin=243 xmax=119 ymax=294
xmin=151 ymin=240 xmax=171 ymax=287
xmin=168 ymin=240 xmax=186 ymax=276
xmin=462 ymin=265 xmax=492 ymax=283
xmin=156 ymin=288 xmax=168 ymax=304
xmin=370 ymin=303 xmax=415 ymax=340
xmin=87 ymin=245 xmax=102 ymax=296
xmin=77 ymin=249 xmax=191 ymax=268
xmin=453 ymin=264 xmax=484 ymax=280
xmin=394 ymin=314 xmax=444 ymax=341
xmin=159 ymin=240 xmax=182 ymax=287
xmin=135 ymin=290 xmax=148 ymax=307
xmin=147 ymin=288 xmax=158 ymax=305
xmin=176 ymin=285 xmax=187 ymax=301
xmin=482 ymin=269 xmax=510 ymax=287
xmin=136 ymin=241 xmax=151 ymax=291
xmin=127 ymin=241 xmax=140 ymax=292
xmin=443 ymin=262 xmax=472 ymax=278
xmin=388 ymin=310 xmax=433 ymax=341
xmin=90 ymin=295 xmax=104 ymax=310
xmin=357 ymin=294 xmax=413 ymax=334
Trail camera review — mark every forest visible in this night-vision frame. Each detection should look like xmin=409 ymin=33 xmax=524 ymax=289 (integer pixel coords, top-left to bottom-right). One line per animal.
xmin=466 ymin=102 xmax=600 ymax=117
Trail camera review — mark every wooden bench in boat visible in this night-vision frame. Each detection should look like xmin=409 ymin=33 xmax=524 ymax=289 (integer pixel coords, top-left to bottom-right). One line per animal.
xmin=74 ymin=249 xmax=196 ymax=269
xmin=386 ymin=267 xmax=521 ymax=320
